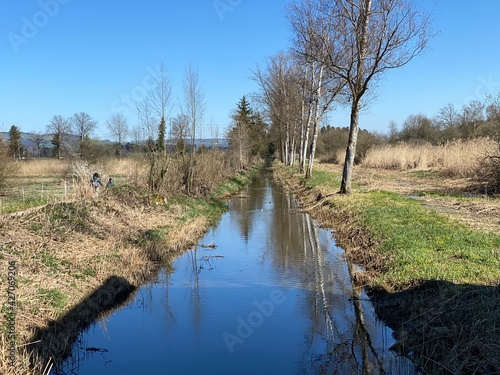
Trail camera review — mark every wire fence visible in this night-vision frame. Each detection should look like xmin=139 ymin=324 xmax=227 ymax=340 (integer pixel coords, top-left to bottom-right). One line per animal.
xmin=0 ymin=179 xmax=82 ymax=214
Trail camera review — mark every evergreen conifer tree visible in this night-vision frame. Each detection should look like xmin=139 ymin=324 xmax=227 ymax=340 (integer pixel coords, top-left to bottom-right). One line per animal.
xmin=8 ymin=125 xmax=22 ymax=159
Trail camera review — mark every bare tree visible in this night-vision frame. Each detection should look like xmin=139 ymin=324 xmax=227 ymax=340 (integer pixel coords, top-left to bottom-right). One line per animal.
xmin=70 ymin=112 xmax=97 ymax=155
xmin=292 ymin=0 xmax=433 ymax=194
xmin=436 ymin=104 xmax=460 ymax=129
xmin=182 ymin=63 xmax=206 ymax=195
xmin=289 ymin=0 xmax=354 ymax=177
xmin=253 ymin=53 xmax=302 ymax=166
xmin=28 ymin=131 xmax=46 ymax=158
xmin=130 ymin=124 xmax=144 ymax=152
xmin=106 ymin=114 xmax=129 ymax=158
xmin=207 ymin=117 xmax=219 ymax=148
xmin=46 ymin=115 xmax=71 ymax=158
xmin=136 ymin=97 xmax=157 ymax=143
xmin=170 ymin=113 xmax=191 ymax=154
xmin=461 ymin=100 xmax=485 ymax=137
xmin=135 ymin=63 xmax=174 ymax=192
xmin=151 ymin=63 xmax=172 ymax=123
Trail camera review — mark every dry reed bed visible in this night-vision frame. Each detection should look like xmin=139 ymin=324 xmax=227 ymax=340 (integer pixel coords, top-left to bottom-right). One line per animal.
xmin=0 ymin=192 xmax=210 ymax=374
xmin=362 ymin=138 xmax=497 ymax=177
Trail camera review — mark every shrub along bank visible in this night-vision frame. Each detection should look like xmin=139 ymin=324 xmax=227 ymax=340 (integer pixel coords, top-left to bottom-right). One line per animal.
xmin=273 ymin=164 xmax=500 ymax=375
xmin=0 ymin=165 xmax=260 ymax=375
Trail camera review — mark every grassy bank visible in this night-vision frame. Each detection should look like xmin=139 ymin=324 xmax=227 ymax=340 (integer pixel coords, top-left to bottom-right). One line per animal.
xmin=274 ymin=163 xmax=500 ymax=374
xmin=0 ymin=164 xmax=260 ymax=375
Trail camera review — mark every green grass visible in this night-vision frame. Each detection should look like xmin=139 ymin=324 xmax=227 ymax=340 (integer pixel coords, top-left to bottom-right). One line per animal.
xmin=169 ymin=195 xmax=227 ymax=226
xmin=38 ymin=288 xmax=67 ymax=310
xmin=301 ymin=169 xmax=342 ymax=191
xmin=0 ymin=177 xmax=68 ymax=213
xmin=354 ymin=191 xmax=500 ymax=287
xmin=212 ymin=164 xmax=262 ymax=199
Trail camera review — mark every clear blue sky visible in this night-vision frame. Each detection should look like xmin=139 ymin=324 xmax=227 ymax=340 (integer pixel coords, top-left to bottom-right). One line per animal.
xmin=1 ymin=0 xmax=500 ymax=140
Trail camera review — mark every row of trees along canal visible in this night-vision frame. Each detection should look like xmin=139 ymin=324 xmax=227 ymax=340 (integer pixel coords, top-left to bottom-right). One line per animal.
xmin=251 ymin=0 xmax=432 ymax=194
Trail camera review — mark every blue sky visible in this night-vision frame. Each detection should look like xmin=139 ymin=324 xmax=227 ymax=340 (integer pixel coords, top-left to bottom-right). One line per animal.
xmin=1 ymin=0 xmax=500 ymax=140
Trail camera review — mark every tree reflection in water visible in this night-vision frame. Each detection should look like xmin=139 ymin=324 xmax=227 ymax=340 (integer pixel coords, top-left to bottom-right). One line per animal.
xmin=268 ymin=172 xmax=413 ymax=375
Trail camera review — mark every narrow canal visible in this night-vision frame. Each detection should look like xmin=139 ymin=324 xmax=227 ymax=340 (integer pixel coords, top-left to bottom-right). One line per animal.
xmin=57 ymin=169 xmax=414 ymax=375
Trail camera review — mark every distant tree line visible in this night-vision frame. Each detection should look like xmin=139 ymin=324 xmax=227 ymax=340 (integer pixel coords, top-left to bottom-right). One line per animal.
xmin=389 ymin=94 xmax=500 ymax=145
xmin=313 ymin=93 xmax=500 ymax=165
xmin=3 ymin=112 xmax=132 ymax=162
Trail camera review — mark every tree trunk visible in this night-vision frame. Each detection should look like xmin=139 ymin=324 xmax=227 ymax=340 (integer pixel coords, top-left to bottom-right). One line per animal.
xmin=290 ymin=121 xmax=298 ymax=167
xmin=298 ymin=98 xmax=305 ymax=171
xmin=340 ymin=99 xmax=361 ymax=194
xmin=340 ymin=0 xmax=371 ymax=194
xmin=306 ymin=110 xmax=319 ymax=179
xmin=284 ymin=122 xmax=290 ymax=165
xmin=306 ymin=64 xmax=324 ymax=179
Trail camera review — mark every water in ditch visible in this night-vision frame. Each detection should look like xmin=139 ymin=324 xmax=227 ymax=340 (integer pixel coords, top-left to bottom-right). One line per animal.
xmin=56 ymin=169 xmax=414 ymax=375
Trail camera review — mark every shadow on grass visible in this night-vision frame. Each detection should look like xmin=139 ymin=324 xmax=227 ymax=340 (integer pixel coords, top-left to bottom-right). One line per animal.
xmin=29 ymin=276 xmax=136 ymax=374
xmin=370 ymin=280 xmax=500 ymax=375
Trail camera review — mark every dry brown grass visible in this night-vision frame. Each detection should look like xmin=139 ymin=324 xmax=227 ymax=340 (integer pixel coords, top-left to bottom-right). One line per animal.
xmin=362 ymin=138 xmax=497 ymax=177
xmin=99 ymin=156 xmax=147 ymax=180
xmin=16 ymin=159 xmax=69 ymax=177
xmin=16 ymin=157 xmax=146 ymax=180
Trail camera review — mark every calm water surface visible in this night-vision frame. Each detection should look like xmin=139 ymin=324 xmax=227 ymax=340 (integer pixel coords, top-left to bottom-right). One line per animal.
xmin=58 ymin=169 xmax=414 ymax=375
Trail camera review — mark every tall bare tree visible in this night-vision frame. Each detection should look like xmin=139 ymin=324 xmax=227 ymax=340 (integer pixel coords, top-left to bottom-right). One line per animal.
xmin=46 ymin=115 xmax=71 ymax=158
xmin=70 ymin=112 xmax=97 ymax=155
xmin=136 ymin=63 xmax=173 ymax=193
xmin=182 ymin=63 xmax=206 ymax=195
xmin=151 ymin=63 xmax=172 ymax=125
xmin=136 ymin=97 xmax=157 ymax=144
xmin=130 ymin=124 xmax=144 ymax=152
xmin=291 ymin=0 xmax=432 ymax=194
xmin=106 ymin=114 xmax=129 ymax=158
